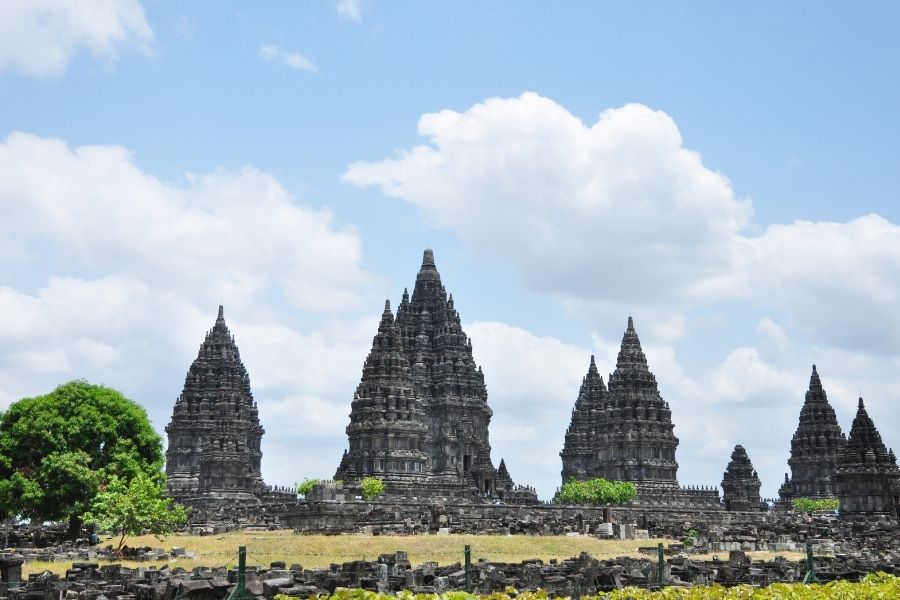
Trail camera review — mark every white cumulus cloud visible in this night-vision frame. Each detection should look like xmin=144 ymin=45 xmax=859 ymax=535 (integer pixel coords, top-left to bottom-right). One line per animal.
xmin=0 ymin=0 xmax=153 ymax=77
xmin=343 ymin=92 xmax=900 ymax=354
xmin=335 ymin=0 xmax=363 ymax=23
xmin=0 ymin=132 xmax=382 ymax=488
xmin=259 ymin=44 xmax=318 ymax=73
xmin=345 ymin=92 xmax=753 ymax=337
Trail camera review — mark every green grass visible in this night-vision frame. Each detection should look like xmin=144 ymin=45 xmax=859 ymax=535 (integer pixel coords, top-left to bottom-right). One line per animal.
xmin=22 ymin=531 xmax=807 ymax=577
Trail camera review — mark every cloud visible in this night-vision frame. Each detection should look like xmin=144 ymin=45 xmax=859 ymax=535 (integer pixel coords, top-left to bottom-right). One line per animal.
xmin=0 ymin=131 xmax=383 ymax=487
xmin=344 ymin=93 xmax=753 ymax=338
xmin=465 ymin=321 xmax=592 ymax=498
xmin=0 ymin=0 xmax=153 ymax=77
xmin=335 ymin=0 xmax=363 ymax=23
xmin=0 ymin=132 xmax=372 ymax=313
xmin=259 ymin=44 xmax=318 ymax=73
xmin=748 ymin=215 xmax=900 ymax=354
xmin=344 ymin=92 xmax=900 ymax=354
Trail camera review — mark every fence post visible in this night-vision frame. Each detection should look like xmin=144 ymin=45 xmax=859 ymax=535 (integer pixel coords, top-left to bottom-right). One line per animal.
xmin=803 ymin=542 xmax=819 ymax=584
xmin=238 ymin=546 xmax=247 ymax=598
xmin=464 ymin=544 xmax=472 ymax=592
xmin=657 ymin=542 xmax=666 ymax=587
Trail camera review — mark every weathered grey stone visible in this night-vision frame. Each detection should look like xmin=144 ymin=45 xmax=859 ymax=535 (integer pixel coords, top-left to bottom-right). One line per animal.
xmin=334 ymin=250 xmax=536 ymax=503
xmin=779 ymin=365 xmax=846 ymax=503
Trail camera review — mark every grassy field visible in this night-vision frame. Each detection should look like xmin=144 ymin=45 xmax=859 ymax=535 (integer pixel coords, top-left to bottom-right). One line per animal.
xmin=21 ymin=531 xmax=806 ymax=577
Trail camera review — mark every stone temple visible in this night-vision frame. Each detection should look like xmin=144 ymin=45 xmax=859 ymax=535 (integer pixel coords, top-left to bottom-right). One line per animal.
xmin=833 ymin=398 xmax=900 ymax=517
xmin=559 ymin=317 xmax=720 ymax=508
xmin=335 ymin=249 xmax=536 ymax=502
xmin=778 ymin=365 xmax=846 ymax=502
xmin=165 ymin=306 xmax=291 ymax=505
xmin=721 ymin=445 xmax=763 ymax=512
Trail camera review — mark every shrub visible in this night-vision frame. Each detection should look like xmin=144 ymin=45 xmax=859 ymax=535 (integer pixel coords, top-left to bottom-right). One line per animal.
xmin=792 ymin=497 xmax=840 ymax=513
xmin=558 ymin=477 xmax=637 ymax=505
xmin=296 ymin=478 xmax=322 ymax=498
xmin=360 ymin=477 xmax=385 ymax=500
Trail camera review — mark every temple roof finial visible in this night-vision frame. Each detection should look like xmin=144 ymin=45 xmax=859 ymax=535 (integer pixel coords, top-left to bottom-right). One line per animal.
xmin=422 ymin=248 xmax=435 ymax=268
xmin=384 ymin=298 xmax=391 ymax=311
xmin=217 ymin=305 xmax=224 ymax=320
xmin=627 ymin=315 xmax=634 ymax=331
xmin=859 ymin=396 xmax=865 ymax=409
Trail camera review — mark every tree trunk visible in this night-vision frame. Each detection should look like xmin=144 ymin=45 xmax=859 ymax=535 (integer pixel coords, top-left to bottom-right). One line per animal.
xmin=68 ymin=515 xmax=82 ymax=540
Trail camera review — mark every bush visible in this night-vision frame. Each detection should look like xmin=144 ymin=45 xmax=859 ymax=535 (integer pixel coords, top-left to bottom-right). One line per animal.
xmin=558 ymin=477 xmax=637 ymax=505
xmin=792 ymin=497 xmax=840 ymax=513
xmin=274 ymin=572 xmax=900 ymax=600
xmin=296 ymin=478 xmax=322 ymax=498
xmin=360 ymin=477 xmax=385 ymax=500
xmin=682 ymin=528 xmax=700 ymax=547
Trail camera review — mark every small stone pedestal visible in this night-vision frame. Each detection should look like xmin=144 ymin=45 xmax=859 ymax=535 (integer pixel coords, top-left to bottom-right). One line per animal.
xmin=0 ymin=552 xmax=24 ymax=587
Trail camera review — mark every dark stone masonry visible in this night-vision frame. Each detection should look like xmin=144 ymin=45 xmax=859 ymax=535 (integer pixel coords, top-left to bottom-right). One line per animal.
xmin=559 ymin=317 xmax=720 ymax=509
xmin=157 ymin=249 xmax=900 ymax=539
xmin=165 ymin=306 xmax=292 ymax=506
xmin=335 ymin=250 xmax=535 ymax=503
xmin=721 ymin=445 xmax=763 ymax=512
xmin=833 ymin=398 xmax=900 ymax=517
xmin=778 ymin=365 xmax=846 ymax=503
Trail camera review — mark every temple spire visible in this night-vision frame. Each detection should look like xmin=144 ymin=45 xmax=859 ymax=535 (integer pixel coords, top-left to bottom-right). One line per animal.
xmin=421 ymin=248 xmax=436 ymax=270
xmin=779 ymin=365 xmax=845 ymax=501
xmin=165 ymin=305 xmax=265 ymax=502
xmin=834 ymin=397 xmax=900 ymax=515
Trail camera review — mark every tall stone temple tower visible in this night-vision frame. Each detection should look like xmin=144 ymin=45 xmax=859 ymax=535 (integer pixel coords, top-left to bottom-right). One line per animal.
xmin=721 ymin=445 xmax=763 ymax=512
xmin=560 ymin=355 xmax=607 ymax=482
xmin=779 ymin=365 xmax=846 ymax=502
xmin=165 ymin=306 xmax=267 ymax=503
xmin=337 ymin=249 xmax=532 ymax=500
xmin=833 ymin=398 xmax=900 ymax=517
xmin=560 ymin=318 xmax=681 ymax=489
xmin=337 ymin=300 xmax=430 ymax=494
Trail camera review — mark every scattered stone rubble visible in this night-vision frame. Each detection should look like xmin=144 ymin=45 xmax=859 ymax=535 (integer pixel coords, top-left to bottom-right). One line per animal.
xmin=2 ymin=539 xmax=900 ymax=600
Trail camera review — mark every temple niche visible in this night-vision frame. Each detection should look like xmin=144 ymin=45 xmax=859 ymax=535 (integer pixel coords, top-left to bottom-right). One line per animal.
xmin=721 ymin=445 xmax=764 ymax=512
xmin=779 ymin=365 xmax=846 ymax=503
xmin=165 ymin=306 xmax=290 ymax=505
xmin=336 ymin=249 xmax=535 ymax=502
xmin=833 ymin=398 xmax=900 ymax=517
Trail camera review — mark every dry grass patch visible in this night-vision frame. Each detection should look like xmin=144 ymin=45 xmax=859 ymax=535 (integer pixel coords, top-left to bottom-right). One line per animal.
xmin=24 ymin=531 xmax=678 ymax=577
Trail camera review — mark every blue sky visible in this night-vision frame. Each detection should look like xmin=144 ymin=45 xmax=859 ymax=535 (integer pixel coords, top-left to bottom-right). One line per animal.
xmin=2 ymin=1 xmax=900 ymax=500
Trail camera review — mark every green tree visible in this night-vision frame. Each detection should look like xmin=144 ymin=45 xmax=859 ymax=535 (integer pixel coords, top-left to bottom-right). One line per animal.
xmin=296 ymin=478 xmax=322 ymax=498
xmin=360 ymin=476 xmax=385 ymax=500
xmin=792 ymin=497 xmax=840 ymax=513
xmin=558 ymin=477 xmax=637 ymax=505
xmin=83 ymin=473 xmax=186 ymax=553
xmin=0 ymin=380 xmax=164 ymax=537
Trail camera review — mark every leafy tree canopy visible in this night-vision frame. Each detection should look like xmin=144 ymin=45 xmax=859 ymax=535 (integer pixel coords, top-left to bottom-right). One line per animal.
xmin=83 ymin=472 xmax=186 ymax=553
xmin=296 ymin=478 xmax=322 ymax=498
xmin=360 ymin=476 xmax=385 ymax=500
xmin=558 ymin=477 xmax=637 ymax=505
xmin=0 ymin=380 xmax=164 ymax=533
xmin=792 ymin=497 xmax=840 ymax=513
